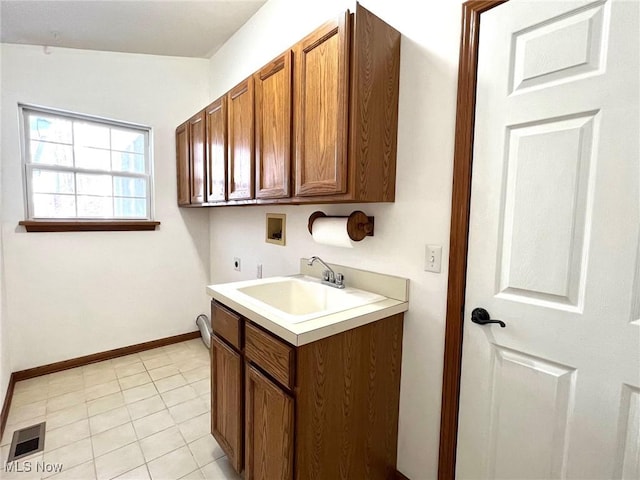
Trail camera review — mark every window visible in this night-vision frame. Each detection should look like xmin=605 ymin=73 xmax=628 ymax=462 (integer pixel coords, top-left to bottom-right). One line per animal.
xmin=20 ymin=105 xmax=157 ymax=229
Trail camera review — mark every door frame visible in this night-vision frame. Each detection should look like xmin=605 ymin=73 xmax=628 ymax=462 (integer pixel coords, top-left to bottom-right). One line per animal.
xmin=437 ymin=1 xmax=509 ymax=479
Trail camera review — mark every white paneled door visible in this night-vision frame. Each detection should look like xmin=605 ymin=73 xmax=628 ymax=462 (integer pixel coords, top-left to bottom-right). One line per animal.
xmin=457 ymin=0 xmax=639 ymax=479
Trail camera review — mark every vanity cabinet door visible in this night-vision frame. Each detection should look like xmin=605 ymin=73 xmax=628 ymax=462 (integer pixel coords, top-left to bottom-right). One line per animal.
xmin=211 ymin=335 xmax=243 ymax=473
xmin=227 ymin=76 xmax=255 ymax=200
xmin=245 ymin=364 xmax=294 ymax=480
xmin=293 ymin=11 xmax=350 ymax=197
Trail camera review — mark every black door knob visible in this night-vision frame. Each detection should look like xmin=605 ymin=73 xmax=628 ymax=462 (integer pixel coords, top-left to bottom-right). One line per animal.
xmin=471 ymin=308 xmax=506 ymax=328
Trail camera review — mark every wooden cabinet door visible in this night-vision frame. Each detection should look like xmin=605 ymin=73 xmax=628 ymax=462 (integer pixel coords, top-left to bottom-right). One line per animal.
xmin=255 ymin=52 xmax=292 ymax=199
xmin=293 ymin=12 xmax=350 ymax=197
xmin=188 ymin=110 xmax=206 ymax=204
xmin=175 ymin=122 xmax=190 ymax=206
xmin=211 ymin=335 xmax=243 ymax=473
xmin=206 ymin=97 xmax=227 ymax=202
xmin=245 ymin=364 xmax=294 ymax=480
xmin=227 ymin=77 xmax=255 ymax=200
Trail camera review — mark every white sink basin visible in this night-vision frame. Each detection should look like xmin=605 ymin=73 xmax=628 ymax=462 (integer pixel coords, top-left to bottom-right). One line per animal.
xmin=235 ymin=276 xmax=385 ymax=323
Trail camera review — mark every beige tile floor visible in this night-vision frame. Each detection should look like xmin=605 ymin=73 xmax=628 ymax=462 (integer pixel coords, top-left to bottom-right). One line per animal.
xmin=1 ymin=339 xmax=240 ymax=480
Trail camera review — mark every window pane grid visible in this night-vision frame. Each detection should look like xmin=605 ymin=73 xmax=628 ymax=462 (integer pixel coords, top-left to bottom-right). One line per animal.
xmin=27 ymin=166 xmax=149 ymax=219
xmin=71 ymin=115 xmax=79 ymax=218
xmin=22 ymin=106 xmax=151 ymax=221
xmin=30 ymin=139 xmax=73 ymax=147
xmin=29 ymin=164 xmax=149 ymax=179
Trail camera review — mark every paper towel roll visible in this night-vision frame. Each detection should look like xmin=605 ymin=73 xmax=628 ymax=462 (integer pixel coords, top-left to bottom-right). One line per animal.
xmin=311 ymin=217 xmax=355 ymax=248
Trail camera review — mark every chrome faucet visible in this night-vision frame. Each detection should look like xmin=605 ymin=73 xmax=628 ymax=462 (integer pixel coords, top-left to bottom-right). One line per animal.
xmin=307 ymin=256 xmax=345 ymax=289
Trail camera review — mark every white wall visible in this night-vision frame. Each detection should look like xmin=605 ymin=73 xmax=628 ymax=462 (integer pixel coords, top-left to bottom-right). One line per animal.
xmin=0 ymin=257 xmax=8 ymax=415
xmin=1 ymin=44 xmax=211 ymax=371
xmin=0 ymin=140 xmax=9 ymax=409
xmin=0 ymin=43 xmax=8 ymax=407
xmin=207 ymin=1 xmax=463 ymax=478
xmin=0 ymin=259 xmax=8 ymax=412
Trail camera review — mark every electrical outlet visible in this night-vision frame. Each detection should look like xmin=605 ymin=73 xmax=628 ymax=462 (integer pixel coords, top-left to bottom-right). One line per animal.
xmin=257 ymin=264 xmax=263 ymax=279
xmin=425 ymin=245 xmax=442 ymax=273
xmin=233 ymin=257 xmax=241 ymax=271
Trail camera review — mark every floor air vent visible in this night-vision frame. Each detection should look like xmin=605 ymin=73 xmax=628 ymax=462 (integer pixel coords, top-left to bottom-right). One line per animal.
xmin=7 ymin=422 xmax=46 ymax=462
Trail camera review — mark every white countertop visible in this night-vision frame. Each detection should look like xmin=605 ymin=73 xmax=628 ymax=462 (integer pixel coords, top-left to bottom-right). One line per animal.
xmin=207 ymin=271 xmax=409 ymax=346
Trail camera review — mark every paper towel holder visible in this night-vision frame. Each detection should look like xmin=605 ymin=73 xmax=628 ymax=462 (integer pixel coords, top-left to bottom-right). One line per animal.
xmin=308 ymin=210 xmax=374 ymax=241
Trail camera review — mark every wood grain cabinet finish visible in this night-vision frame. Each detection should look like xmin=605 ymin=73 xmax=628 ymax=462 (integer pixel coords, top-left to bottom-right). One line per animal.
xmin=176 ymin=112 xmax=206 ymax=206
xmin=292 ymin=3 xmax=401 ymax=203
xmin=176 ymin=3 xmax=399 ymax=207
xmin=205 ymin=96 xmax=227 ymax=202
xmin=227 ymin=77 xmax=255 ymax=201
xmin=245 ymin=364 xmax=294 ymax=480
xmin=175 ymin=122 xmax=190 ymax=206
xmin=210 ymin=334 xmax=243 ymax=473
xmin=245 ymin=322 xmax=295 ymax=390
xmin=294 ymin=313 xmax=404 ymax=480
xmin=255 ymin=52 xmax=292 ymax=199
xmin=210 ymin=300 xmax=404 ymax=479
xmin=212 ymin=302 xmax=242 ymax=350
xmin=188 ymin=110 xmax=206 ymax=204
xmin=176 ymin=4 xmax=400 ymax=206
xmin=293 ymin=12 xmax=350 ymax=197
xmin=345 ymin=3 xmax=401 ymax=202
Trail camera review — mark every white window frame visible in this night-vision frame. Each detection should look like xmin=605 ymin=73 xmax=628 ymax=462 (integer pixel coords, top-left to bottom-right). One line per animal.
xmin=20 ymin=104 xmax=154 ymax=221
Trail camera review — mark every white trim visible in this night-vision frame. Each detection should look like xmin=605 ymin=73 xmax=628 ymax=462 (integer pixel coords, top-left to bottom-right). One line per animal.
xmin=26 ymin=164 xmax=149 ymax=179
xmin=19 ymin=102 xmax=150 ymax=131
xmin=147 ymin=126 xmax=156 ymax=220
xmin=18 ymin=106 xmax=30 ymax=220
xmin=19 ymin=103 xmax=154 ymax=221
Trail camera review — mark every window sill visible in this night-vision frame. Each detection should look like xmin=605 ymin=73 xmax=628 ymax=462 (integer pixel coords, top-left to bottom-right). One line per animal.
xmin=19 ymin=220 xmax=161 ymax=232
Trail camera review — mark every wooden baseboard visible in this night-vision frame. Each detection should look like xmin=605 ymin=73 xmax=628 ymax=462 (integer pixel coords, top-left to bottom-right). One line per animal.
xmin=0 ymin=373 xmax=17 ymax=445
xmin=0 ymin=331 xmax=201 ymax=440
xmin=393 ymin=470 xmax=410 ymax=480
xmin=14 ymin=331 xmax=201 ymax=381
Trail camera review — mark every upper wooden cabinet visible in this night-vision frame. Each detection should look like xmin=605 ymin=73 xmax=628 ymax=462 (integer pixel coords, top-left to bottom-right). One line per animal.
xmin=346 ymin=4 xmax=400 ymax=202
xmin=227 ymin=77 xmax=255 ymax=201
xmin=175 ymin=110 xmax=206 ymax=206
xmin=175 ymin=3 xmax=400 ymax=207
xmin=175 ymin=121 xmax=190 ymax=206
xmin=255 ymin=52 xmax=292 ymax=199
xmin=206 ymin=96 xmax=227 ymax=203
xmin=188 ymin=110 xmax=206 ymax=205
xmin=293 ymin=12 xmax=350 ymax=197
xmin=292 ymin=3 xmax=400 ymax=202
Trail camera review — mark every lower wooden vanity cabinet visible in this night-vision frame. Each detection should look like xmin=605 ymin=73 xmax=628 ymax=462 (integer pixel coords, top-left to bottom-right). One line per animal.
xmin=244 ymin=321 xmax=295 ymax=389
xmin=210 ymin=299 xmax=404 ymax=480
xmin=210 ymin=334 xmax=243 ymax=472
xmin=245 ymin=364 xmax=295 ymax=480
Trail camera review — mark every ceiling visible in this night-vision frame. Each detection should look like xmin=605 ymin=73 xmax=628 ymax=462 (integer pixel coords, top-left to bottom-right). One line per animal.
xmin=0 ymin=0 xmax=267 ymax=58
